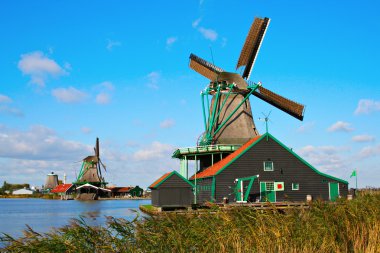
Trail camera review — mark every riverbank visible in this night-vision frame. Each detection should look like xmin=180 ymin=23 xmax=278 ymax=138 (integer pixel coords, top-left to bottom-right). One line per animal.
xmin=1 ymin=193 xmax=379 ymax=252
xmin=0 ymin=194 xmax=150 ymax=201
xmin=0 ymin=194 xmax=59 ymax=199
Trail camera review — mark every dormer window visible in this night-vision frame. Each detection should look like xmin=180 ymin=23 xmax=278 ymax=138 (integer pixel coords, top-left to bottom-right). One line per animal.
xmin=263 ymin=161 xmax=274 ymax=171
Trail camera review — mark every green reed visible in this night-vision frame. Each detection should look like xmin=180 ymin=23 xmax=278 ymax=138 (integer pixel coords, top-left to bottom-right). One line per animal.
xmin=1 ymin=193 xmax=379 ymax=253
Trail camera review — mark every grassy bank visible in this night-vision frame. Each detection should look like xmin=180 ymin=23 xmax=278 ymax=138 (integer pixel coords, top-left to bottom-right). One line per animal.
xmin=1 ymin=193 xmax=380 ymax=252
xmin=0 ymin=194 xmax=60 ymax=199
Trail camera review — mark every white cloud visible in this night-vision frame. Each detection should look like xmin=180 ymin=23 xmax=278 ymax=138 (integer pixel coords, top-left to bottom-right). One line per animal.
xmin=160 ymin=119 xmax=175 ymax=129
xmin=94 ymin=81 xmax=114 ymax=104
xmin=192 ymin=18 xmax=218 ymax=41
xmin=81 ymin=127 xmax=92 ymax=134
xmin=297 ymin=145 xmax=350 ymax=171
xmin=192 ymin=18 xmax=202 ymax=28
xmin=0 ymin=105 xmax=24 ymax=117
xmin=64 ymin=62 xmax=72 ymax=71
xmin=52 ymin=87 xmax=88 ymax=103
xmin=132 ymin=141 xmax=174 ymax=161
xmin=98 ymin=81 xmax=115 ymax=91
xmin=327 ymin=121 xmax=354 ymax=132
xmin=96 ymin=92 xmax=111 ymax=104
xmin=0 ymin=125 xmax=91 ymax=160
xmin=0 ymin=95 xmax=23 ymax=117
xmin=166 ymin=37 xmax=178 ymax=49
xmin=18 ymin=51 xmax=68 ymax=87
xmin=106 ymin=39 xmax=121 ymax=51
xmin=358 ymin=145 xmax=380 ymax=159
xmin=354 ymin=99 xmax=380 ymax=115
xmin=198 ymin=27 xmax=218 ymax=41
xmin=297 ymin=121 xmax=315 ymax=133
xmin=146 ymin=71 xmax=161 ymax=90
xmin=352 ymin=135 xmax=375 ymax=143
xmin=0 ymin=94 xmax=12 ymax=103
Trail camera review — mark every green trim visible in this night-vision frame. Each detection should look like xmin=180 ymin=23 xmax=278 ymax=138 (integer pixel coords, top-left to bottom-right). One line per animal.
xmin=260 ymin=181 xmax=276 ymax=202
xmin=211 ymin=84 xmax=234 ymax=133
xmin=292 ymin=183 xmax=299 ymax=191
xmin=151 ymin=171 xmax=194 ymax=189
xmin=213 ymin=86 xmax=257 ymax=136
xmin=207 ymin=85 xmax=221 ymax=139
xmin=201 ymin=92 xmax=207 ymax=133
xmin=267 ymin=133 xmax=348 ymax=184
xmin=172 ymin=144 xmax=241 ymax=158
xmin=329 ymin=182 xmax=340 ymax=201
xmin=211 ymin=176 xmax=216 ymax=202
xmin=263 ymin=161 xmax=274 ymax=171
xmin=235 ymin=175 xmax=258 ymax=202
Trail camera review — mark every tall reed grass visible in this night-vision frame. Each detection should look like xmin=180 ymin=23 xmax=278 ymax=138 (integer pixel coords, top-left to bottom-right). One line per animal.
xmin=1 ymin=193 xmax=379 ymax=253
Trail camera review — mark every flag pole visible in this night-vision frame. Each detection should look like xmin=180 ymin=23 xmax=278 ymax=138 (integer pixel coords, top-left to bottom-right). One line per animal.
xmin=355 ymin=169 xmax=358 ymax=191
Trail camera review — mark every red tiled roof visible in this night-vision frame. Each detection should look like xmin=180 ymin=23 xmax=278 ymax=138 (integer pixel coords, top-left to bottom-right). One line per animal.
xmin=117 ymin=187 xmax=133 ymax=193
xmin=190 ymin=135 xmax=262 ymax=180
xmin=51 ymin=184 xmax=73 ymax=193
xmin=149 ymin=172 xmax=171 ymax=188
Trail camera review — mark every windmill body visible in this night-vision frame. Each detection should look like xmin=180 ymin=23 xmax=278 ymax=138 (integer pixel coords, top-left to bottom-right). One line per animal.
xmin=76 ymin=155 xmax=102 ymax=184
xmin=204 ymin=72 xmax=258 ymax=145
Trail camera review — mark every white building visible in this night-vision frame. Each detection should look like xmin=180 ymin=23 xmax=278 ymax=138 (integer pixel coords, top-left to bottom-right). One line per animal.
xmin=13 ymin=188 xmax=34 ymax=195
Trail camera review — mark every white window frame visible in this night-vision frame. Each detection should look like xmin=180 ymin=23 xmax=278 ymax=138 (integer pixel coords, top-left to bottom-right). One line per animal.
xmin=292 ymin=183 xmax=300 ymax=191
xmin=263 ymin=161 xmax=274 ymax=171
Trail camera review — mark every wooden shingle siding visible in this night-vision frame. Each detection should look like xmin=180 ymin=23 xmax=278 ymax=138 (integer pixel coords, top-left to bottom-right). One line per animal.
xmin=159 ymin=174 xmax=191 ymax=188
xmin=193 ymin=177 xmax=213 ymax=203
xmin=213 ymin=137 xmax=348 ymax=203
xmin=151 ymin=173 xmax=193 ymax=207
xmin=151 ymin=189 xmax=159 ymax=206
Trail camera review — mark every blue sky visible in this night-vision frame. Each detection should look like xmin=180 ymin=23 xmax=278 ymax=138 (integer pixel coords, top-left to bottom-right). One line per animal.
xmin=0 ymin=0 xmax=379 ymax=189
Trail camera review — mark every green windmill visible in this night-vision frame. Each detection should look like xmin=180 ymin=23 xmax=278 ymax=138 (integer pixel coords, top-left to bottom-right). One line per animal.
xmin=74 ymin=138 xmax=109 ymax=200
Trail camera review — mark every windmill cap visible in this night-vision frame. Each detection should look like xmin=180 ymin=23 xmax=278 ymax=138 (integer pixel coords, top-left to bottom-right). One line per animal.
xmin=216 ymin=72 xmax=248 ymax=90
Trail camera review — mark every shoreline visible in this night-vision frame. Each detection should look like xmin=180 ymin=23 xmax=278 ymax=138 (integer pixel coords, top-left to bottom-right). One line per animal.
xmin=0 ymin=195 xmax=151 ymax=201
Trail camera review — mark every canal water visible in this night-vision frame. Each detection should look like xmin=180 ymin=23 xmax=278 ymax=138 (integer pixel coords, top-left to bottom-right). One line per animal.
xmin=0 ymin=198 xmax=150 ymax=239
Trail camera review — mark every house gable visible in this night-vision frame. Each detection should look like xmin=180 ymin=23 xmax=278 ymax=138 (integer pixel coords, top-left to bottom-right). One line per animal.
xmin=149 ymin=171 xmax=194 ymax=189
xmin=192 ymin=133 xmax=347 ymax=185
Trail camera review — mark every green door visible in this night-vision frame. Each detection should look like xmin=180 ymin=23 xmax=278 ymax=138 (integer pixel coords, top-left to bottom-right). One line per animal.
xmin=260 ymin=182 xmax=276 ymax=202
xmin=329 ymin=182 xmax=339 ymax=201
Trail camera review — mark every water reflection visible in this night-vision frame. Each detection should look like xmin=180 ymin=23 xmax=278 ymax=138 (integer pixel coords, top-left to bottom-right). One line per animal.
xmin=0 ymin=198 xmax=151 ymax=239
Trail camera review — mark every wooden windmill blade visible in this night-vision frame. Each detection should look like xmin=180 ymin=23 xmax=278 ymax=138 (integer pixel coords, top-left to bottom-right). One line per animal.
xmin=189 ymin=53 xmax=224 ymax=81
xmin=95 ymin=137 xmax=100 ymax=158
xmin=236 ymin=17 xmax=270 ymax=80
xmin=253 ymin=86 xmax=305 ymax=121
xmin=95 ymin=137 xmax=104 ymax=182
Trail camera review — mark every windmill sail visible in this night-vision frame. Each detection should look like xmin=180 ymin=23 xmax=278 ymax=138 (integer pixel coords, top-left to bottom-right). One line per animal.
xmin=236 ymin=17 xmax=270 ymax=80
xmin=253 ymin=86 xmax=305 ymax=120
xmin=189 ymin=54 xmax=224 ymax=81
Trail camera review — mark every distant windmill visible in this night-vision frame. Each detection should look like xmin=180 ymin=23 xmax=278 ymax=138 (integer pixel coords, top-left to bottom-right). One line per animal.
xmin=189 ymin=17 xmax=305 ymax=146
xmin=74 ymin=137 xmax=107 ymax=188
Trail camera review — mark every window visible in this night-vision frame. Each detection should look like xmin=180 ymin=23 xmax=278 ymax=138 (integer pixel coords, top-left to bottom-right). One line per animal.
xmin=292 ymin=183 xmax=299 ymax=191
xmin=263 ymin=161 xmax=274 ymax=171
xmin=265 ymin=182 xmax=274 ymax=191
